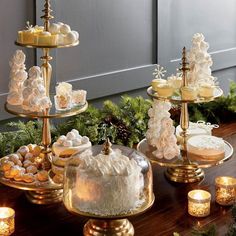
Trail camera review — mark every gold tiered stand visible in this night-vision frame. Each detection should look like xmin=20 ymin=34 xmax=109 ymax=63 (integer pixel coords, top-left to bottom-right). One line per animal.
xmin=0 ymin=0 xmax=87 ymax=204
xmin=137 ymin=47 xmax=234 ymax=183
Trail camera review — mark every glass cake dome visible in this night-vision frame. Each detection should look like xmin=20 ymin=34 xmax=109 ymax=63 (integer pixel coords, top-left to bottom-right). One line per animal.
xmin=63 ymin=139 xmax=154 ymax=218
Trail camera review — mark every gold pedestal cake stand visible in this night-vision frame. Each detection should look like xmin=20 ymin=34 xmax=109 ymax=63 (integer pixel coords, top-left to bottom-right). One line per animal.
xmin=64 ymin=145 xmax=155 ymax=236
xmin=0 ymin=0 xmax=87 ymax=204
xmin=69 ymin=198 xmax=154 ymax=236
xmin=138 ymin=47 xmax=234 ymax=183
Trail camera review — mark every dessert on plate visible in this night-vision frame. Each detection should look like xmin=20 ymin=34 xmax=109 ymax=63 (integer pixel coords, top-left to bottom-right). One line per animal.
xmin=187 ymin=135 xmax=225 ymax=162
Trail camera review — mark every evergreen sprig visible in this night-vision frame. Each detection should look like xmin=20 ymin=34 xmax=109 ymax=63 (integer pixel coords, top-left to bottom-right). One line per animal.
xmin=0 ymin=82 xmax=235 ymax=157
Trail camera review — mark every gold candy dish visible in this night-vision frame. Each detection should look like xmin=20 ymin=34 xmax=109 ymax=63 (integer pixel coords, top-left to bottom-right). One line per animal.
xmin=15 ymin=40 xmax=79 ymax=49
xmin=5 ymin=101 xmax=88 ymax=119
xmin=147 ymin=86 xmax=223 ymax=103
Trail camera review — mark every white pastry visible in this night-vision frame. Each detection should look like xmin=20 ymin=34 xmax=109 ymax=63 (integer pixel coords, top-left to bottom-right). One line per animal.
xmin=49 ymin=23 xmax=60 ymax=34
xmin=64 ymin=32 xmax=77 ymax=44
xmin=71 ymin=31 xmax=79 ymax=40
xmin=187 ymin=135 xmax=225 ymax=161
xmin=52 ymin=129 xmax=91 ymax=159
xmin=28 ymin=66 xmax=41 ymax=80
xmin=60 ymin=24 xmax=71 ymax=34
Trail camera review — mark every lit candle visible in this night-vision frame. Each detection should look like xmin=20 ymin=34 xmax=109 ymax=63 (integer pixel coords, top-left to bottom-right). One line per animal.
xmin=0 ymin=207 xmax=15 ymax=235
xmin=215 ymin=176 xmax=236 ymax=206
xmin=188 ymin=190 xmax=211 ymax=217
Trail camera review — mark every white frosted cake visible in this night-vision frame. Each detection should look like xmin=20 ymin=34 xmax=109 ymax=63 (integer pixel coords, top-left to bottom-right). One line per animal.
xmin=72 ymin=149 xmax=144 ymax=216
xmin=187 ymin=135 xmax=225 ymax=161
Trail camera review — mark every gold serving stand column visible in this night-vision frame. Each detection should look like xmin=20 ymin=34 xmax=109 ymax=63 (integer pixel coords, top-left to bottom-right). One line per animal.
xmin=1 ymin=0 xmax=87 ymax=204
xmin=83 ymin=219 xmax=134 ymax=236
xmin=165 ymin=47 xmax=204 ymax=183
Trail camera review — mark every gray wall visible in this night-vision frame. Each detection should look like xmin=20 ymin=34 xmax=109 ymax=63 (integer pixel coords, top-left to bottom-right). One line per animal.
xmin=0 ymin=1 xmax=35 ymax=120
xmin=0 ymin=0 xmax=236 ymax=120
xmin=40 ymin=0 xmax=157 ymax=100
xmin=158 ymin=0 xmax=236 ymax=94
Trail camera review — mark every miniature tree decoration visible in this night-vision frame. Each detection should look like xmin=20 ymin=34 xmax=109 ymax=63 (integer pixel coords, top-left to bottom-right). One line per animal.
xmin=188 ymin=33 xmax=217 ymax=87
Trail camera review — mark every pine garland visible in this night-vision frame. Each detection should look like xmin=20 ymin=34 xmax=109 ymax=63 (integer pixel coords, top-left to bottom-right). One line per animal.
xmin=0 ymin=82 xmax=235 ymax=157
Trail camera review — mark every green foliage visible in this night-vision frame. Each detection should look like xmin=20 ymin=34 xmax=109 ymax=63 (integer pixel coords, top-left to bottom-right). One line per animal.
xmin=189 ymin=81 xmax=236 ymax=123
xmin=191 ymin=225 xmax=216 ymax=236
xmin=0 ymin=82 xmax=235 ymax=157
xmin=0 ymin=120 xmax=42 ymax=156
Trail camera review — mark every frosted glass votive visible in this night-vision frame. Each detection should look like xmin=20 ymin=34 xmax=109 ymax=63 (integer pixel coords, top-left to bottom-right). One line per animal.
xmin=188 ymin=190 xmax=211 ymax=217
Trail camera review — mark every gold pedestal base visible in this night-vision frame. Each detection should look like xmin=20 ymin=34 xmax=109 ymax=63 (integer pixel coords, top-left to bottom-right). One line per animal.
xmin=25 ymin=189 xmax=63 ymax=204
xmin=165 ymin=166 xmax=204 ymax=183
xmin=83 ymin=219 xmax=134 ymax=236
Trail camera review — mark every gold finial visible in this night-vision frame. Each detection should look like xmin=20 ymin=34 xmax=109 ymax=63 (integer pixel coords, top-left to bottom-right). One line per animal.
xmin=41 ymin=0 xmax=54 ymax=31
xmin=102 ymin=138 xmax=112 ymax=155
xmin=180 ymin=47 xmax=190 ymax=87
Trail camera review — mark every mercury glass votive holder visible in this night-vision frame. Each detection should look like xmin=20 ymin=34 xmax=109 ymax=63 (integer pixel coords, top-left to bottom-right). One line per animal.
xmin=215 ymin=176 xmax=236 ymax=206
xmin=0 ymin=207 xmax=15 ymax=236
xmin=188 ymin=190 xmax=211 ymax=217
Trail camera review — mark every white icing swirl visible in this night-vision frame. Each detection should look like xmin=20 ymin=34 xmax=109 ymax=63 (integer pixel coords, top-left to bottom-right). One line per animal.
xmin=78 ymin=149 xmax=141 ymax=177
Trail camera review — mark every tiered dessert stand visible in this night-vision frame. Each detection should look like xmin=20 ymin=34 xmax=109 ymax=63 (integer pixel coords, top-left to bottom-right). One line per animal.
xmin=0 ymin=0 xmax=88 ymax=204
xmin=138 ymin=47 xmax=234 ymax=183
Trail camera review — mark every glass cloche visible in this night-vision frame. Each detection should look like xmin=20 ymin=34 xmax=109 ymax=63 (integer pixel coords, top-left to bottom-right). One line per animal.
xmin=63 ymin=139 xmax=154 ymax=218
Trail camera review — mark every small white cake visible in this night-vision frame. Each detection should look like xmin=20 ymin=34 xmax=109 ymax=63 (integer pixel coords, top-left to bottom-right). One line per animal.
xmin=52 ymin=130 xmax=91 ymax=157
xmin=51 ymin=129 xmax=91 ymax=184
xmin=72 ymin=149 xmax=145 ymax=216
xmin=187 ymin=135 xmax=225 ymax=161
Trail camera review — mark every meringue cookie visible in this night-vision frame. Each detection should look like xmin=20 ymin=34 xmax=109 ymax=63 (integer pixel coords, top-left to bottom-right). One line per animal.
xmin=81 ymin=136 xmax=89 ymax=144
xmin=63 ymin=140 xmax=73 ymax=147
xmin=12 ymin=50 xmax=26 ymax=66
xmin=66 ymin=131 xmax=76 ymax=140
xmin=71 ymin=31 xmax=79 ymax=40
xmin=73 ymin=138 xmax=82 ymax=146
xmin=14 ymin=70 xmax=28 ymax=82
xmin=71 ymin=129 xmax=80 ymax=137
xmin=57 ymin=135 xmax=67 ymax=145
xmin=49 ymin=23 xmax=60 ymax=34
xmin=60 ymin=24 xmax=71 ymax=34
xmin=28 ymin=66 xmax=41 ymax=79
xmin=64 ymin=32 xmax=77 ymax=44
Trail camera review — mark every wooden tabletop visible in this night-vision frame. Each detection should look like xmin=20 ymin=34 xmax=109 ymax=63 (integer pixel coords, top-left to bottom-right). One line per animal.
xmin=1 ymin=123 xmax=236 ymax=236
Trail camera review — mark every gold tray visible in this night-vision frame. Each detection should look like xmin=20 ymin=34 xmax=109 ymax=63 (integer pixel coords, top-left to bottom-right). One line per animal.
xmin=0 ymin=171 xmax=62 ymax=191
xmin=137 ymin=138 xmax=234 ymax=169
xmin=5 ymin=101 xmax=88 ymax=119
xmin=147 ymin=86 xmax=223 ymax=103
xmin=15 ymin=40 xmax=79 ymax=49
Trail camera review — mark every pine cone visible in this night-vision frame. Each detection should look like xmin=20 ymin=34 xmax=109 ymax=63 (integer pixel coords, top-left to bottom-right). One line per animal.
xmin=116 ymin=121 xmax=131 ymax=142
